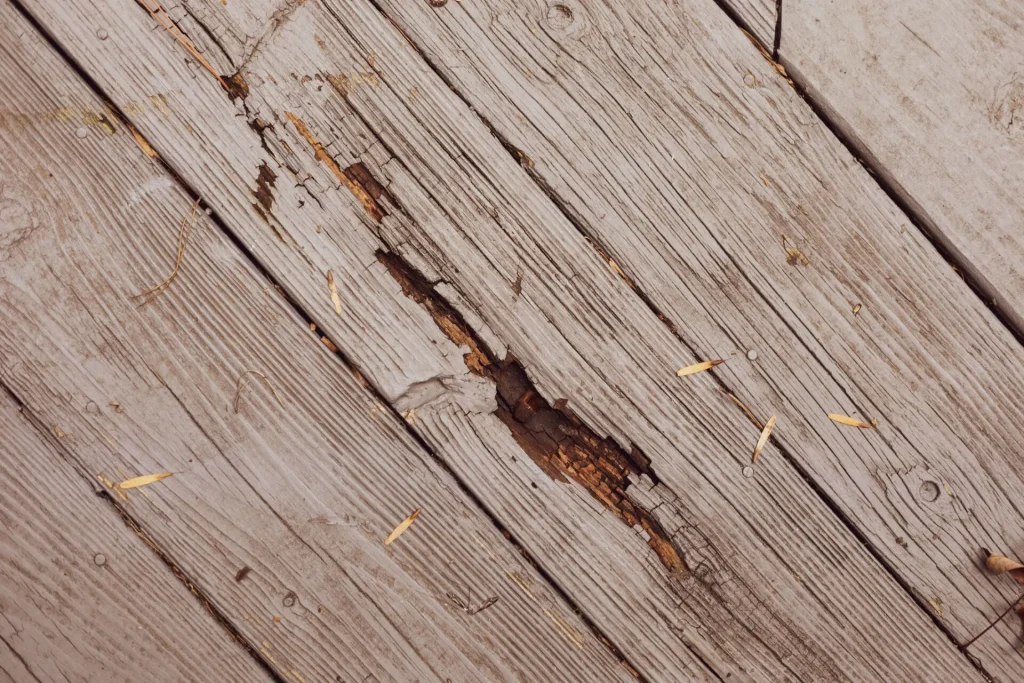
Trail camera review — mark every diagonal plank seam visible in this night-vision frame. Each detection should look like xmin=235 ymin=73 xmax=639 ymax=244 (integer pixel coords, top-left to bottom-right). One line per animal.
xmin=706 ymin=0 xmax=1024 ymax=348
xmin=5 ymin=2 xmax=653 ymax=677
xmin=359 ymin=0 xmax=998 ymax=676
xmin=0 ymin=384 xmax=290 ymax=683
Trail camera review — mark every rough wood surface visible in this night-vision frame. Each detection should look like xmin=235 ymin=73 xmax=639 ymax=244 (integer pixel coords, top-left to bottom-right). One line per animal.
xmin=368 ymin=0 xmax=1024 ymax=677
xmin=0 ymin=5 xmax=633 ymax=682
xmin=0 ymin=392 xmax=274 ymax=683
xmin=9 ymin=0 xmax=1004 ymax=680
xmin=723 ymin=0 xmax=777 ymax=47
xmin=782 ymin=0 xmax=1024 ymax=331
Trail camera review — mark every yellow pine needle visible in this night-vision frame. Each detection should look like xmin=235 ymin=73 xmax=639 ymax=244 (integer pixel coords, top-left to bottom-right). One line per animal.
xmin=827 ymin=413 xmax=876 ymax=429
xmin=117 ymin=471 xmax=174 ymax=490
xmin=676 ymin=359 xmax=724 ymax=377
xmin=385 ymin=508 xmax=421 ymax=545
xmin=751 ymin=415 xmax=777 ymax=464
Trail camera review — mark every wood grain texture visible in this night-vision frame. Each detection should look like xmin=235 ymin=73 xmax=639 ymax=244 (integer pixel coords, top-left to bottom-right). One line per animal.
xmin=722 ymin=0 xmax=777 ymax=47
xmin=365 ymin=0 xmax=1024 ymax=677
xmin=10 ymin=0 xmax=1001 ymax=680
xmin=0 ymin=391 xmax=274 ymax=683
xmin=0 ymin=5 xmax=633 ymax=682
xmin=781 ymin=0 xmax=1024 ymax=330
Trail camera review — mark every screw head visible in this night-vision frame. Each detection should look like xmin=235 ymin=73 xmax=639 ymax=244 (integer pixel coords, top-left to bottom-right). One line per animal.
xmin=742 ymin=466 xmax=754 ymax=478
xmin=96 ymin=28 xmax=109 ymax=40
xmin=93 ymin=553 xmax=107 ymax=566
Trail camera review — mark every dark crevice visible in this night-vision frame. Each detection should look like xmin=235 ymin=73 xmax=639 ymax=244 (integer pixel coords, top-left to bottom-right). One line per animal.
xmin=0 ymin=632 xmax=43 ymax=683
xmin=772 ymin=0 xmax=782 ymax=60
xmin=6 ymin=3 xmax=652 ymax=679
xmin=360 ymin=2 xmax=999 ymax=679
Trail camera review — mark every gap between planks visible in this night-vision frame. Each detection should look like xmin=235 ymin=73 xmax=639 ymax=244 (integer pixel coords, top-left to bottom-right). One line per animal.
xmin=0 ymin=385 xmax=291 ymax=683
xmin=360 ymin=0 xmax=999 ymax=677
xmin=706 ymin=0 xmax=1024 ymax=350
xmin=3 ymin=1 xmax=652 ymax=678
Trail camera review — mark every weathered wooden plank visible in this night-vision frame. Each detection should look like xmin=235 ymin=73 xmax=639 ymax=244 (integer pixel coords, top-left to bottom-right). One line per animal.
xmin=722 ymin=0 xmax=777 ymax=47
xmin=779 ymin=0 xmax=1024 ymax=330
xmin=0 ymin=5 xmax=634 ymax=681
xmin=11 ymin=1 xmax=1000 ymax=681
xmin=357 ymin=0 xmax=1024 ymax=677
xmin=0 ymin=391 xmax=275 ymax=683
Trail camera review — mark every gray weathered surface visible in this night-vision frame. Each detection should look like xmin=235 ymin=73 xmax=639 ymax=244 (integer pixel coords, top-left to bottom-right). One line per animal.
xmin=0 ymin=4 xmax=633 ymax=681
xmin=783 ymin=0 xmax=1024 ymax=330
xmin=370 ymin=0 xmax=1024 ymax=676
xmin=10 ymin=0 xmax=1002 ymax=680
xmin=0 ymin=392 xmax=273 ymax=683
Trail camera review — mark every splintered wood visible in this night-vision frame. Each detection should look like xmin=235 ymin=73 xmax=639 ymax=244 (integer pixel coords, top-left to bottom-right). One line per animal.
xmin=385 ymin=508 xmax=421 ymax=545
xmin=327 ymin=270 xmax=342 ymax=315
xmin=135 ymin=0 xmax=227 ymax=90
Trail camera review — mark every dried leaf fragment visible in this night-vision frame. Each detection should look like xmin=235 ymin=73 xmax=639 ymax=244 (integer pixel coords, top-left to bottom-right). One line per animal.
xmin=116 ymin=471 xmax=174 ymax=490
xmin=785 ymin=245 xmax=809 ymax=267
xmin=385 ymin=507 xmax=421 ymax=545
xmin=985 ymin=550 xmax=1024 ymax=584
xmin=827 ymin=413 xmax=877 ymax=429
xmin=751 ymin=415 xmax=777 ymax=464
xmin=676 ymin=359 xmax=725 ymax=377
xmin=327 ymin=270 xmax=342 ymax=315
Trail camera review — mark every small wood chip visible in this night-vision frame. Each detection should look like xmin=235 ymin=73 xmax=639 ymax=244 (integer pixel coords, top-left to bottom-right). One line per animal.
xmin=116 ymin=471 xmax=174 ymax=490
xmin=751 ymin=415 xmax=776 ymax=464
xmin=385 ymin=507 xmax=421 ymax=545
xmin=327 ymin=270 xmax=342 ymax=315
xmin=676 ymin=359 xmax=724 ymax=377
xmin=785 ymin=245 xmax=809 ymax=267
xmin=827 ymin=413 xmax=876 ymax=429
xmin=321 ymin=336 xmax=338 ymax=352
xmin=852 ymin=303 xmax=862 ymax=315
xmin=984 ymin=550 xmax=1024 ymax=584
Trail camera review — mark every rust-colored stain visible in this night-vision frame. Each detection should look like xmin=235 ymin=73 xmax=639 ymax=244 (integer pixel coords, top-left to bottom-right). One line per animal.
xmin=378 ymin=250 xmax=686 ymax=573
xmin=224 ymin=71 xmax=249 ymax=101
xmin=284 ymin=112 xmax=387 ymax=222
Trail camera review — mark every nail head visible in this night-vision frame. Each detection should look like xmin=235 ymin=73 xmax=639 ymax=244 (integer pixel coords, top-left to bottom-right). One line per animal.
xmin=742 ymin=466 xmax=754 ymax=478
xmin=93 ymin=553 xmax=106 ymax=566
xmin=746 ymin=349 xmax=758 ymax=361
xmin=96 ymin=28 xmax=109 ymax=40
xmin=76 ymin=127 xmax=89 ymax=139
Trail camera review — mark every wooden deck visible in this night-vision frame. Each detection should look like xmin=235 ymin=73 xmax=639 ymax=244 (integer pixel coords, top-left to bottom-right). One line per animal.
xmin=1 ymin=0 xmax=1022 ymax=680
